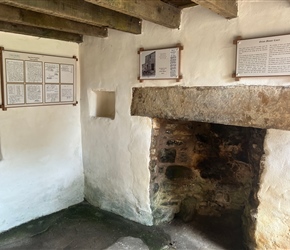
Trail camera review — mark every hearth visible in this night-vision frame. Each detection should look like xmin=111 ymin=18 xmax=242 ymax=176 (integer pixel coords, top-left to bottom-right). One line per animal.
xmin=131 ymin=84 xmax=290 ymax=249
xmin=148 ymin=118 xmax=265 ymax=247
xmin=130 ymin=85 xmax=281 ymax=247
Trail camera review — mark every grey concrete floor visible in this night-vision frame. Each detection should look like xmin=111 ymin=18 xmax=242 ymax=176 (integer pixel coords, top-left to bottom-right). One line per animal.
xmin=0 ymin=202 xmax=244 ymax=250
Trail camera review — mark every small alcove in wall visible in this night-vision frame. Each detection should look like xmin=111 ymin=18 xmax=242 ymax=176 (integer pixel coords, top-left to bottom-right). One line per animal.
xmin=89 ymin=90 xmax=115 ymax=119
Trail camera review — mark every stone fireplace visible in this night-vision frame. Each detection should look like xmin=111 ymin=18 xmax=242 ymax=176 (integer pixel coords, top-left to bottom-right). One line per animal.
xmin=131 ymin=85 xmax=290 ymax=248
xmin=149 ymin=118 xmax=265 ymax=247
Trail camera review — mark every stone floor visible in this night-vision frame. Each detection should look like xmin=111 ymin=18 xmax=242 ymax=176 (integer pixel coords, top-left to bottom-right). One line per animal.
xmin=0 ymin=202 xmax=244 ymax=250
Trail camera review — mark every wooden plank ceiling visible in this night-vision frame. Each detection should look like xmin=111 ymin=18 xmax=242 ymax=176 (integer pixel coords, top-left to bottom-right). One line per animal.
xmin=0 ymin=0 xmax=238 ymax=43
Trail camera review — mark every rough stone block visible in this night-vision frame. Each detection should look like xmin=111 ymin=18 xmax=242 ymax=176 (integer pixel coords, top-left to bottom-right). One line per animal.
xmin=131 ymin=86 xmax=290 ymax=130
xmin=165 ymin=165 xmax=193 ymax=180
xmin=159 ymin=148 xmax=176 ymax=163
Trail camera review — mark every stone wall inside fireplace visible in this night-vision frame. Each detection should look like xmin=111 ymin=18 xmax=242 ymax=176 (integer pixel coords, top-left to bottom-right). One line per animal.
xmin=149 ymin=118 xmax=266 ymax=245
xmin=131 ymin=85 xmax=290 ymax=248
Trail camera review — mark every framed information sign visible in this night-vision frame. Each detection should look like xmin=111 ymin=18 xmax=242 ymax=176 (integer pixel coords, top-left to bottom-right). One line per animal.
xmin=138 ymin=44 xmax=182 ymax=82
xmin=234 ymin=34 xmax=290 ymax=79
xmin=0 ymin=47 xmax=77 ymax=110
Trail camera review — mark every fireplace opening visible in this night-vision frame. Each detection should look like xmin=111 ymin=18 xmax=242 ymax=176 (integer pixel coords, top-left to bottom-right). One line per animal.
xmin=149 ymin=118 xmax=266 ymax=248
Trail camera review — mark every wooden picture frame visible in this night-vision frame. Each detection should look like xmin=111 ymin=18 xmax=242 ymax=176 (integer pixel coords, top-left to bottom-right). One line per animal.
xmin=233 ymin=34 xmax=290 ymax=80
xmin=0 ymin=48 xmax=77 ymax=110
xmin=138 ymin=44 xmax=183 ymax=82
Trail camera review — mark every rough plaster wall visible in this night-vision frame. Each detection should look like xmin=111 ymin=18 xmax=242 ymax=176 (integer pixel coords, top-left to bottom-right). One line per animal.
xmin=0 ymin=32 xmax=84 ymax=233
xmin=80 ymin=38 xmax=154 ymax=225
xmin=80 ymin=0 xmax=290 ymax=245
xmin=256 ymin=129 xmax=290 ymax=249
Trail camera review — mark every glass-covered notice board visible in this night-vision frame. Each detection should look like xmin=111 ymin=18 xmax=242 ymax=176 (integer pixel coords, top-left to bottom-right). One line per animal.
xmin=0 ymin=47 xmax=77 ymax=110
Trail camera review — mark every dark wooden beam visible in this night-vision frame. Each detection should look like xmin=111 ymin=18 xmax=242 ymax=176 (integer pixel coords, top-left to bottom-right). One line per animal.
xmin=179 ymin=3 xmax=198 ymax=9
xmin=161 ymin=0 xmax=197 ymax=9
xmin=191 ymin=0 xmax=237 ymax=19
xmin=0 ymin=0 xmax=142 ymax=34
xmin=85 ymin=0 xmax=180 ymax=29
xmin=0 ymin=21 xmax=83 ymax=43
xmin=0 ymin=4 xmax=107 ymax=38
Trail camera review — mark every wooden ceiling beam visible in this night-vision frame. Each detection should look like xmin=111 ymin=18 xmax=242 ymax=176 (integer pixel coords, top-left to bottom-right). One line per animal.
xmin=179 ymin=3 xmax=198 ymax=9
xmin=85 ymin=0 xmax=180 ymax=29
xmin=191 ymin=0 xmax=237 ymax=19
xmin=0 ymin=0 xmax=142 ymax=34
xmin=161 ymin=0 xmax=197 ymax=9
xmin=0 ymin=4 xmax=107 ymax=38
xmin=0 ymin=21 xmax=83 ymax=43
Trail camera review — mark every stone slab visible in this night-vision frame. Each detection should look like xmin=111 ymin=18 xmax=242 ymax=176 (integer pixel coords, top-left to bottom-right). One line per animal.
xmin=131 ymin=86 xmax=290 ymax=130
xmin=105 ymin=237 xmax=149 ymax=250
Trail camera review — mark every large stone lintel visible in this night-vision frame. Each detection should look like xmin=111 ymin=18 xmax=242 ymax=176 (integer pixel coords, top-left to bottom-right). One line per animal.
xmin=131 ymin=86 xmax=290 ymax=131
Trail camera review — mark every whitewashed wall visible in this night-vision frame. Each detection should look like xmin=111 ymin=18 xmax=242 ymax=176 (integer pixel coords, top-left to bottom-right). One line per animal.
xmin=80 ymin=0 xmax=290 ymax=247
xmin=256 ymin=129 xmax=290 ymax=249
xmin=0 ymin=33 xmax=84 ymax=233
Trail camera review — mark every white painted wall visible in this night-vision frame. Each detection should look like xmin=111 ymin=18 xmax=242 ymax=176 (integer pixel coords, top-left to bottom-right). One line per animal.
xmin=80 ymin=0 xmax=290 ymax=246
xmin=0 ymin=32 xmax=84 ymax=233
xmin=256 ymin=129 xmax=290 ymax=249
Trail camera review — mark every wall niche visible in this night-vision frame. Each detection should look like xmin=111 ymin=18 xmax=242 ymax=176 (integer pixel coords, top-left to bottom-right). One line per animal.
xmin=88 ymin=90 xmax=115 ymax=119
